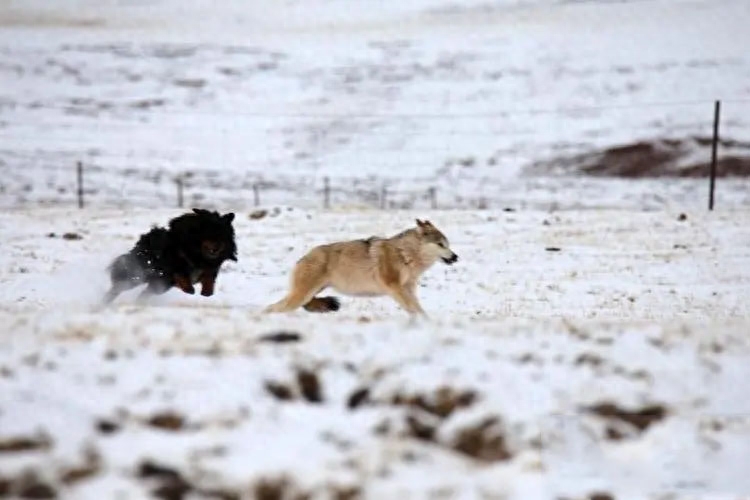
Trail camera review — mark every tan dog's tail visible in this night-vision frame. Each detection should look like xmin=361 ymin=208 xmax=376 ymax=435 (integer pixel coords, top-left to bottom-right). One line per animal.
xmin=303 ymin=296 xmax=341 ymax=313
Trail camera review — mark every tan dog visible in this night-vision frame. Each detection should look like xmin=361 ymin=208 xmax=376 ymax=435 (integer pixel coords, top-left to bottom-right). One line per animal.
xmin=264 ymin=219 xmax=458 ymax=316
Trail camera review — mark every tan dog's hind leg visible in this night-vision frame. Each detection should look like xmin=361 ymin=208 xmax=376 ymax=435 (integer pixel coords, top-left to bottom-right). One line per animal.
xmin=265 ymin=253 xmax=328 ymax=313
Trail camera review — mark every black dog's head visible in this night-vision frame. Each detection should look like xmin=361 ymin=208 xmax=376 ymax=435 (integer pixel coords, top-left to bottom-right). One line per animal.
xmin=169 ymin=208 xmax=238 ymax=264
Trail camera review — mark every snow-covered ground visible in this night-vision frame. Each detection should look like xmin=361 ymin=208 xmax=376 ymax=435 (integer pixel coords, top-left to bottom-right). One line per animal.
xmin=1 ymin=207 xmax=749 ymax=499
xmin=1 ymin=0 xmax=750 ymax=209
xmin=3 ymin=0 xmax=750 ymax=498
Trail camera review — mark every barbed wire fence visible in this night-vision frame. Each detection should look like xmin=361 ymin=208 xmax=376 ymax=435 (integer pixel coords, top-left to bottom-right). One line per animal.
xmin=65 ymin=166 xmax=448 ymax=212
xmin=1 ymin=98 xmax=749 ymax=211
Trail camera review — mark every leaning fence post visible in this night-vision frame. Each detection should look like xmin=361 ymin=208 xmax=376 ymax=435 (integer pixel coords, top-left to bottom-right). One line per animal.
xmin=708 ymin=100 xmax=721 ymax=211
xmin=176 ymin=176 xmax=184 ymax=208
xmin=76 ymin=161 xmax=84 ymax=209
xmin=323 ymin=177 xmax=330 ymax=209
xmin=428 ymin=187 xmax=437 ymax=209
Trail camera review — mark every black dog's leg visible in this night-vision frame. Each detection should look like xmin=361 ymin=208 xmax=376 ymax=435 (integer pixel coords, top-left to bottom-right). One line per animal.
xmin=173 ymin=274 xmax=195 ymax=294
xmin=102 ymin=285 xmax=130 ymax=305
xmin=103 ymin=254 xmax=143 ymax=305
xmin=136 ymin=280 xmax=172 ymax=304
xmin=199 ymin=268 xmax=219 ymax=297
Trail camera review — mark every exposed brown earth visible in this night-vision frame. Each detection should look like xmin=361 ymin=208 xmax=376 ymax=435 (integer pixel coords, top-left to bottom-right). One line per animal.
xmin=529 ymin=137 xmax=750 ymax=177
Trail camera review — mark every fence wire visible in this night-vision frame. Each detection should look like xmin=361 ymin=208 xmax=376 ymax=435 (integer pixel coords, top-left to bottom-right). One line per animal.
xmin=1 ymin=98 xmax=749 ymax=211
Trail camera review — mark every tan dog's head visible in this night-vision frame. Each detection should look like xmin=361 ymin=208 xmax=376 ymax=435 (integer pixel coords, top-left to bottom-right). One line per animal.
xmin=415 ymin=219 xmax=458 ymax=265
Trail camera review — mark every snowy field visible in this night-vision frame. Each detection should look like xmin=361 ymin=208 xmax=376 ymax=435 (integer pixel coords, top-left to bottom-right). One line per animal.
xmin=3 ymin=0 xmax=750 ymax=498
xmin=1 ymin=207 xmax=750 ymax=499
xmin=1 ymin=0 xmax=750 ymax=209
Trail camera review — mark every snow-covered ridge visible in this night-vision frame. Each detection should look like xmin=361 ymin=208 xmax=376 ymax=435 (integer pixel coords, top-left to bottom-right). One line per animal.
xmin=2 ymin=0 xmax=750 ymax=211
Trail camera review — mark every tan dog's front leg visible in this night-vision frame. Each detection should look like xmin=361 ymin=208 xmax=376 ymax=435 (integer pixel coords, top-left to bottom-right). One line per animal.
xmin=379 ymin=249 xmax=426 ymax=317
xmin=404 ymin=286 xmax=427 ymax=317
xmin=386 ymin=284 xmax=426 ymax=317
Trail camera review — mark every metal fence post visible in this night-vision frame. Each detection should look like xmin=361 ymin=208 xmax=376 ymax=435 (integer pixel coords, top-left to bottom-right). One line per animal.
xmin=708 ymin=100 xmax=721 ymax=211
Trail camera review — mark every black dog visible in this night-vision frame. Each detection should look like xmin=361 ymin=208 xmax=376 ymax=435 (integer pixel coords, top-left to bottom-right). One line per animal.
xmin=104 ymin=208 xmax=237 ymax=304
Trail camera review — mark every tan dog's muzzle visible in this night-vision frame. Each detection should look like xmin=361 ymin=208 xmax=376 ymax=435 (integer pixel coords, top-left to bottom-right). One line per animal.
xmin=442 ymin=252 xmax=458 ymax=265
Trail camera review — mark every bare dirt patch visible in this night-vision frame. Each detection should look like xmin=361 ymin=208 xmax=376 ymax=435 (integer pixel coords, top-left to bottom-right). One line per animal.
xmin=146 ymin=411 xmax=187 ymax=432
xmin=586 ymin=402 xmax=668 ymax=440
xmin=258 ymin=331 xmax=302 ymax=343
xmin=528 ymin=137 xmax=750 ymax=177
xmin=451 ymin=416 xmax=513 ymax=462
xmin=0 ymin=432 xmax=52 ymax=453
xmin=263 ymin=368 xmax=324 ymax=403
xmin=390 ymin=387 xmax=478 ymax=418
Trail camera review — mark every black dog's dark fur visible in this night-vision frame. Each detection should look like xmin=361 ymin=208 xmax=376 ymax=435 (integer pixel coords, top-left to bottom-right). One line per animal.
xmin=104 ymin=208 xmax=237 ymax=304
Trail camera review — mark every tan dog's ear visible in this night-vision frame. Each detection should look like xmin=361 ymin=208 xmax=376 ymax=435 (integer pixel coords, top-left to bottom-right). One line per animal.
xmin=416 ymin=219 xmax=427 ymax=227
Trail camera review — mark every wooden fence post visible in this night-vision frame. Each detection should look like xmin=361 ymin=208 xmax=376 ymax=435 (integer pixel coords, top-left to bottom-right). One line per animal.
xmin=76 ymin=161 xmax=84 ymax=208
xmin=428 ymin=187 xmax=437 ymax=209
xmin=176 ymin=176 xmax=184 ymax=208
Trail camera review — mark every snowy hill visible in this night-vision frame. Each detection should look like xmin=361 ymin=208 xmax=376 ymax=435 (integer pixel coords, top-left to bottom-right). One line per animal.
xmin=1 ymin=0 xmax=749 ymax=209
